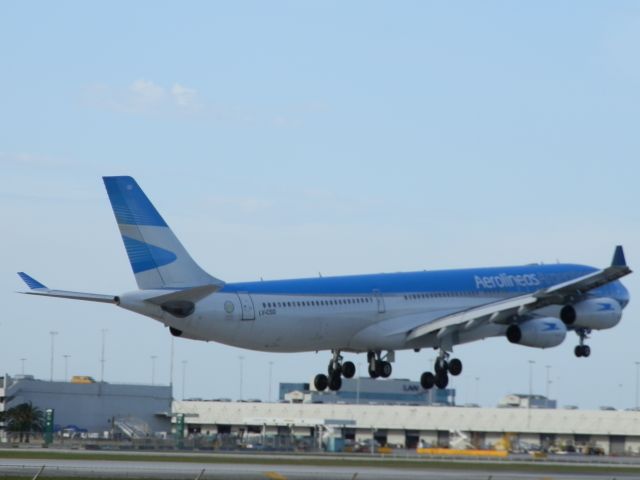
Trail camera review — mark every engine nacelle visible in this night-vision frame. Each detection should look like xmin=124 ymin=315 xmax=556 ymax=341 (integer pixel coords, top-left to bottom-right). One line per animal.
xmin=506 ymin=317 xmax=567 ymax=349
xmin=560 ymin=298 xmax=622 ymax=330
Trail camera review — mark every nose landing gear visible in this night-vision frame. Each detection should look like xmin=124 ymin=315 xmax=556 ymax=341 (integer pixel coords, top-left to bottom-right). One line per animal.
xmin=574 ymin=328 xmax=592 ymax=357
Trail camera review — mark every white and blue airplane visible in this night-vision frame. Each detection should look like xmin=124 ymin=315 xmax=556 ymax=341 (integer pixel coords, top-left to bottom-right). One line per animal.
xmin=18 ymin=176 xmax=632 ymax=392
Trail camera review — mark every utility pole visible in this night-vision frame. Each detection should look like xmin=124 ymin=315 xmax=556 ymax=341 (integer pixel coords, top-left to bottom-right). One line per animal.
xmin=49 ymin=331 xmax=58 ymax=381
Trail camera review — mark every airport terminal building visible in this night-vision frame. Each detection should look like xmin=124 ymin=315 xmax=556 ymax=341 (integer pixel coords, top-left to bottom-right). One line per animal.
xmin=2 ymin=373 xmax=640 ymax=455
xmin=173 ymin=398 xmax=640 ymax=455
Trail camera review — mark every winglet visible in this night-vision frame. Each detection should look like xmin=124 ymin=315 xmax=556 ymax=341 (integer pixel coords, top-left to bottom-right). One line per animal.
xmin=612 ymin=245 xmax=627 ymax=267
xmin=17 ymin=272 xmax=47 ymax=290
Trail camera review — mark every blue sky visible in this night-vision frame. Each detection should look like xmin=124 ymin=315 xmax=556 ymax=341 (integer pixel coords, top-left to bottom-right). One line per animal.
xmin=2 ymin=2 xmax=640 ymax=409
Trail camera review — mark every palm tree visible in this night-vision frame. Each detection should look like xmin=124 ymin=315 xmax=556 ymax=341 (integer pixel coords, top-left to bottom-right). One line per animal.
xmin=6 ymin=402 xmax=44 ymax=443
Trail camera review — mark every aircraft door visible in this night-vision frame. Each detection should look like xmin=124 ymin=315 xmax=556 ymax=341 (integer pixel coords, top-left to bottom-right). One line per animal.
xmin=236 ymin=292 xmax=255 ymax=320
xmin=373 ymin=289 xmax=385 ymax=313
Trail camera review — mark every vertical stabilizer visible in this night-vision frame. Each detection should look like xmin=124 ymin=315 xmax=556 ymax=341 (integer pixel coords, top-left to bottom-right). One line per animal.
xmin=103 ymin=176 xmax=223 ymax=290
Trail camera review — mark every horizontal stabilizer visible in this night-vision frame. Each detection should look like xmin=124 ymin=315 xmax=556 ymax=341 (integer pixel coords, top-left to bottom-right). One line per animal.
xmin=18 ymin=272 xmax=47 ymax=290
xmin=145 ymin=284 xmax=220 ymax=305
xmin=17 ymin=272 xmax=117 ymax=304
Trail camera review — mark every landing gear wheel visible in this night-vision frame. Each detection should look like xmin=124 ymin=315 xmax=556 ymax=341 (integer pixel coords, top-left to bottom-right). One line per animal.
xmin=575 ymin=345 xmax=591 ymax=357
xmin=342 ymin=361 xmax=356 ymax=379
xmin=368 ymin=365 xmax=379 ymax=379
xmin=434 ymin=358 xmax=448 ymax=375
xmin=420 ymin=372 xmax=435 ymax=389
xmin=328 ymin=373 xmax=342 ymax=391
xmin=435 ymin=372 xmax=449 ymax=389
xmin=448 ymin=358 xmax=463 ymax=376
xmin=377 ymin=361 xmax=392 ymax=378
xmin=314 ymin=373 xmax=328 ymax=391
xmin=327 ymin=363 xmax=342 ymax=376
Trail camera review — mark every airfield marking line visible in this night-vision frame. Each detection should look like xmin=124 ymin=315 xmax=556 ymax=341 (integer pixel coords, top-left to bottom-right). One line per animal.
xmin=264 ymin=472 xmax=288 ymax=480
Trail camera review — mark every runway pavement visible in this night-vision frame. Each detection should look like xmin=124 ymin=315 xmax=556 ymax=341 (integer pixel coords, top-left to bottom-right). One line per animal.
xmin=1 ymin=457 xmax=640 ymax=480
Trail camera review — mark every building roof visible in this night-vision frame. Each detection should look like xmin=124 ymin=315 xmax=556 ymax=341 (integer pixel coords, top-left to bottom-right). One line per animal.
xmin=173 ymin=401 xmax=640 ymax=436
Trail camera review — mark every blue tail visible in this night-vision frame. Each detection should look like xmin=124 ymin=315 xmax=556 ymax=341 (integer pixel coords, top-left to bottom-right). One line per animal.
xmin=103 ymin=176 xmax=223 ymax=290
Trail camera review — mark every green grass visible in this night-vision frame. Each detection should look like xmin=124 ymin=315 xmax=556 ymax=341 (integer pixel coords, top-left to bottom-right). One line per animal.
xmin=1 ymin=449 xmax=640 ymax=476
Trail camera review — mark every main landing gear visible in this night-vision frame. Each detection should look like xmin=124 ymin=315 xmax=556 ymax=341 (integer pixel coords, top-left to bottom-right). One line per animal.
xmin=420 ymin=351 xmax=462 ymax=390
xmin=313 ymin=350 xmax=392 ymax=392
xmin=313 ymin=350 xmax=356 ymax=392
xmin=574 ymin=328 xmax=591 ymax=358
xmin=367 ymin=351 xmax=393 ymax=379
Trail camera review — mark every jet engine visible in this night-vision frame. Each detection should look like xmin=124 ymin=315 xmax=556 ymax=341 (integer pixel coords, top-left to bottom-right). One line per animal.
xmin=560 ymin=298 xmax=622 ymax=330
xmin=506 ymin=317 xmax=567 ymax=348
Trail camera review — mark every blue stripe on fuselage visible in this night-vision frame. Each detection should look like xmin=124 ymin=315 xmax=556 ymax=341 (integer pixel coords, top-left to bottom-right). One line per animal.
xmin=221 ymin=264 xmax=597 ymax=296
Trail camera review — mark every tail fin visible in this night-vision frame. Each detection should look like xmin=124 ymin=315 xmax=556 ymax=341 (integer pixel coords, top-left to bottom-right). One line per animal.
xmin=103 ymin=176 xmax=223 ymax=290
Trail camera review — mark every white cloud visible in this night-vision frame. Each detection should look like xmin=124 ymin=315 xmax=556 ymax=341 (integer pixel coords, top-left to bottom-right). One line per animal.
xmin=130 ymin=79 xmax=166 ymax=105
xmin=0 ymin=152 xmax=71 ymax=168
xmin=83 ymin=79 xmax=201 ymax=115
xmin=171 ymin=83 xmax=200 ymax=109
xmin=82 ymin=79 xmax=321 ymax=126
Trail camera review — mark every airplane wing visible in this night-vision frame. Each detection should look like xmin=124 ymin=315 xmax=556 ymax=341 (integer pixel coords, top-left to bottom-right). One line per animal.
xmin=17 ymin=272 xmax=118 ymax=304
xmin=406 ymin=246 xmax=631 ymax=344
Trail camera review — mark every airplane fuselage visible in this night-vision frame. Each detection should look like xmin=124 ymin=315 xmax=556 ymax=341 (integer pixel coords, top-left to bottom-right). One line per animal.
xmin=117 ymin=262 xmax=629 ymax=353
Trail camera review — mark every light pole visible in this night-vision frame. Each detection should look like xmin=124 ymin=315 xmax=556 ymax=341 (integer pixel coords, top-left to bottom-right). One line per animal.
xmin=357 ymin=363 xmax=363 ymax=405
xmin=169 ymin=336 xmax=175 ymax=391
xmin=151 ymin=355 xmax=157 ymax=385
xmin=49 ymin=331 xmax=58 ymax=381
xmin=239 ymin=356 xmax=245 ymax=401
xmin=181 ymin=360 xmax=187 ymax=400
xmin=545 ymin=365 xmax=551 ymax=403
xmin=635 ymin=361 xmax=640 ymax=410
xmin=528 ymin=360 xmax=536 ymax=407
xmin=20 ymin=358 xmax=26 ymax=375
xmin=475 ymin=376 xmax=480 ymax=407
xmin=268 ymin=361 xmax=274 ymax=402
xmin=100 ymin=329 xmax=108 ymax=382
xmin=63 ymin=355 xmax=71 ymax=381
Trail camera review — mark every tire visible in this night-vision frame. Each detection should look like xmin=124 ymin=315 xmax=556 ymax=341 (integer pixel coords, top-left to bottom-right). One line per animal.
xmin=448 ymin=358 xmax=462 ymax=376
xmin=328 ymin=373 xmax=342 ymax=391
xmin=435 ymin=372 xmax=449 ymax=389
xmin=575 ymin=345 xmax=583 ymax=357
xmin=379 ymin=361 xmax=392 ymax=378
xmin=420 ymin=372 xmax=435 ymax=389
xmin=368 ymin=365 xmax=379 ymax=379
xmin=314 ymin=373 xmax=328 ymax=391
xmin=342 ymin=361 xmax=356 ymax=379
xmin=328 ymin=363 xmax=342 ymax=376
xmin=583 ymin=345 xmax=591 ymax=357
xmin=434 ymin=359 xmax=448 ymax=375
